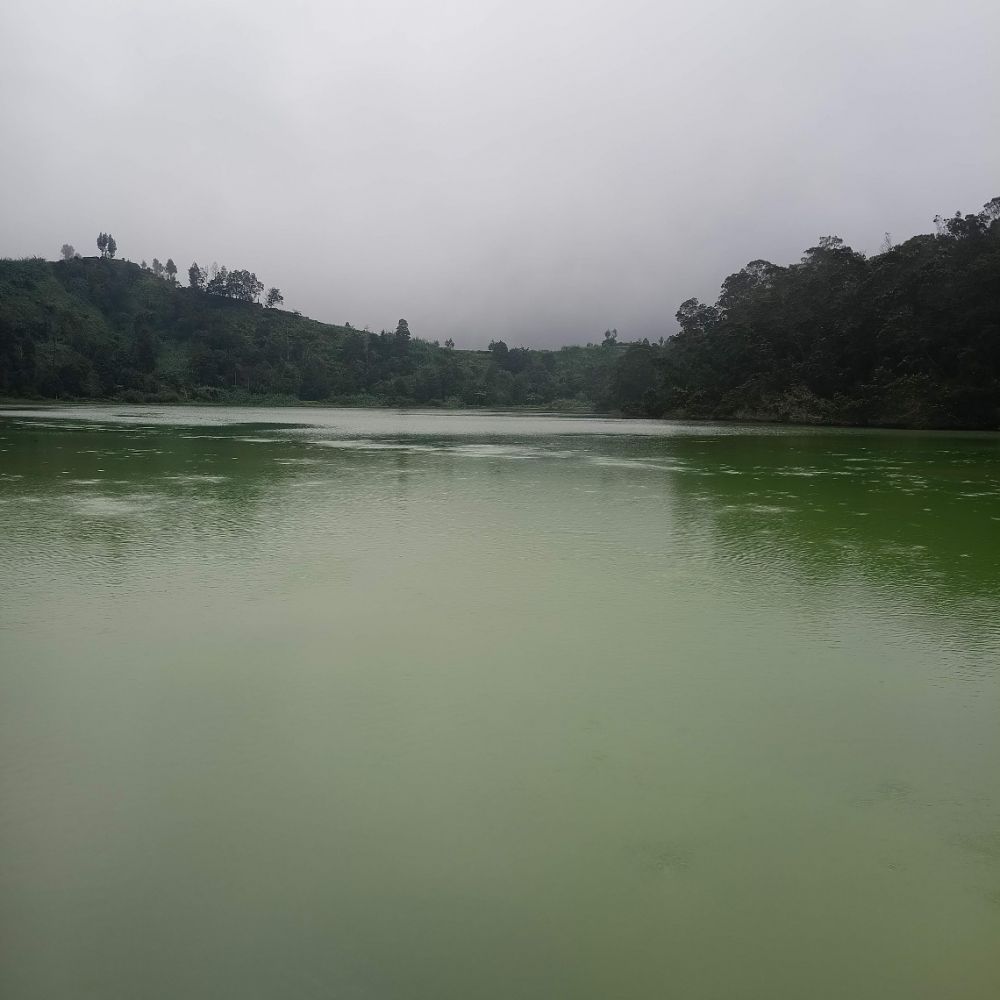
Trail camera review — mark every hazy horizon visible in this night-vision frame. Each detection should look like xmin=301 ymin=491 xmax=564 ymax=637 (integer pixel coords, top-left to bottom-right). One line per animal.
xmin=2 ymin=0 xmax=998 ymax=347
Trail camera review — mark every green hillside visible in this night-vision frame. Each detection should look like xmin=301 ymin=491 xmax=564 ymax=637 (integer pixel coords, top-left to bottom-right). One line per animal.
xmin=2 ymin=194 xmax=998 ymax=427
xmin=0 ymin=256 xmax=612 ymax=408
xmin=614 ymin=198 xmax=1000 ymax=430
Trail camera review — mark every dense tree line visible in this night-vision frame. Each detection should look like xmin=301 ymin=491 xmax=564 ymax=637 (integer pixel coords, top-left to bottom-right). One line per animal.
xmin=0 ymin=255 xmax=610 ymax=407
xmin=1 ymin=197 xmax=997 ymax=426
xmin=187 ymin=261 xmax=282 ymax=307
xmin=600 ymin=197 xmax=1000 ymax=428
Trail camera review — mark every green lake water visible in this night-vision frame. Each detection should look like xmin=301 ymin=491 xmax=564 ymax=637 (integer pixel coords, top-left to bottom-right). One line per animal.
xmin=1 ymin=405 xmax=998 ymax=999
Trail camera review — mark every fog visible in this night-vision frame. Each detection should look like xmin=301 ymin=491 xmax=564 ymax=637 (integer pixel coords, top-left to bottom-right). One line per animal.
xmin=1 ymin=0 xmax=997 ymax=346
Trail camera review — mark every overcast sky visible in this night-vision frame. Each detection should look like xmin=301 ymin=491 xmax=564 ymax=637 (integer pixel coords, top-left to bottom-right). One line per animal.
xmin=2 ymin=0 xmax=997 ymax=346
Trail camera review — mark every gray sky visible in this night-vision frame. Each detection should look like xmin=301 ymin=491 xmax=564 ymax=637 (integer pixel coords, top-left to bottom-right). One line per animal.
xmin=2 ymin=0 xmax=997 ymax=347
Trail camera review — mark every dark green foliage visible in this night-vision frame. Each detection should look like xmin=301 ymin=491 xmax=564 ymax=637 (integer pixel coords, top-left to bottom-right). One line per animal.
xmin=602 ymin=198 xmax=1000 ymax=428
xmin=205 ymin=266 xmax=263 ymax=303
xmin=0 ymin=256 xmax=614 ymax=408
xmin=188 ymin=262 xmax=205 ymax=290
xmin=4 ymin=196 xmax=996 ymax=425
xmin=97 ymin=233 xmax=117 ymax=259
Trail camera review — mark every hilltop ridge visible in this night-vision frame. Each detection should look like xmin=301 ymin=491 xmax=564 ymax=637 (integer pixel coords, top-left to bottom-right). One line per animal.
xmin=0 ymin=255 xmax=611 ymax=409
xmin=2 ymin=195 xmax=998 ymax=428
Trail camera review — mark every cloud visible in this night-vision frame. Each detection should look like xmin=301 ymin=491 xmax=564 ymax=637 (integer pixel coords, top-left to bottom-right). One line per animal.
xmin=2 ymin=0 xmax=997 ymax=345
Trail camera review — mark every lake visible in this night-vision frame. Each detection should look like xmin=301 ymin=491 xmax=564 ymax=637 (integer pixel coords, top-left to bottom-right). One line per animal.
xmin=1 ymin=405 xmax=999 ymax=999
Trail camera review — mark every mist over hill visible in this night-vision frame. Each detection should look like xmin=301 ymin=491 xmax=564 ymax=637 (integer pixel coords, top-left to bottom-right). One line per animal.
xmin=2 ymin=197 xmax=998 ymax=428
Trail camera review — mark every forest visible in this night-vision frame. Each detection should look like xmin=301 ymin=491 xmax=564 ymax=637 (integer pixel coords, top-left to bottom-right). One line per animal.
xmin=2 ymin=197 xmax=998 ymax=428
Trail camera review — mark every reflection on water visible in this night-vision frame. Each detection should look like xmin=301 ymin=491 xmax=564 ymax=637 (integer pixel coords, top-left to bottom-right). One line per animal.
xmin=1 ymin=406 xmax=999 ymax=1000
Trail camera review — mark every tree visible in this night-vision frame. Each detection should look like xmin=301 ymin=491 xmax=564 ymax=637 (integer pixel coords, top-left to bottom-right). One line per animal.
xmin=717 ymin=259 xmax=781 ymax=311
xmin=609 ymin=342 xmax=658 ymax=413
xmin=675 ymin=298 xmax=720 ymax=337
xmin=188 ymin=262 xmax=205 ymax=290
xmin=151 ymin=258 xmax=164 ymax=277
xmin=106 ymin=235 xmax=117 ymax=259
xmin=395 ymin=318 xmax=411 ymax=347
xmin=60 ymin=244 xmax=76 ymax=260
xmin=133 ymin=324 xmax=158 ymax=373
xmin=815 ymin=235 xmax=844 ymax=252
xmin=602 ymin=328 xmax=618 ymax=347
xmin=265 ymin=287 xmax=284 ymax=308
xmin=225 ymin=269 xmax=263 ymax=302
xmin=203 ymin=266 xmax=263 ymax=302
xmin=165 ymin=258 xmax=177 ymax=284
xmin=445 ymin=338 xmax=455 ymax=349
xmin=96 ymin=233 xmax=108 ymax=257
xmin=206 ymin=265 xmax=228 ymax=296
xmin=488 ymin=339 xmax=508 ymax=359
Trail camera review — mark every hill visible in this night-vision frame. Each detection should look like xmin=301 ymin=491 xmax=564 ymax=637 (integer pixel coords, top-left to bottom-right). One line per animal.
xmin=2 ymin=195 xmax=998 ymax=427
xmin=0 ymin=256 xmax=613 ymax=408
xmin=604 ymin=197 xmax=1000 ymax=429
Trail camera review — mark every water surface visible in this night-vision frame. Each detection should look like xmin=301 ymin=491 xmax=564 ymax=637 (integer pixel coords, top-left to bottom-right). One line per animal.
xmin=2 ymin=405 xmax=999 ymax=999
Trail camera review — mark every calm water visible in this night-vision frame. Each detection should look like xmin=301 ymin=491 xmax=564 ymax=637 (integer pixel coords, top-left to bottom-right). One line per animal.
xmin=2 ymin=405 xmax=999 ymax=999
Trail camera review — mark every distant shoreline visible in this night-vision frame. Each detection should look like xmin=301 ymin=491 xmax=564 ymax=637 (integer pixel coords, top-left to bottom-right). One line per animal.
xmin=3 ymin=398 xmax=997 ymax=434
xmin=5 ymin=195 xmax=998 ymax=433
